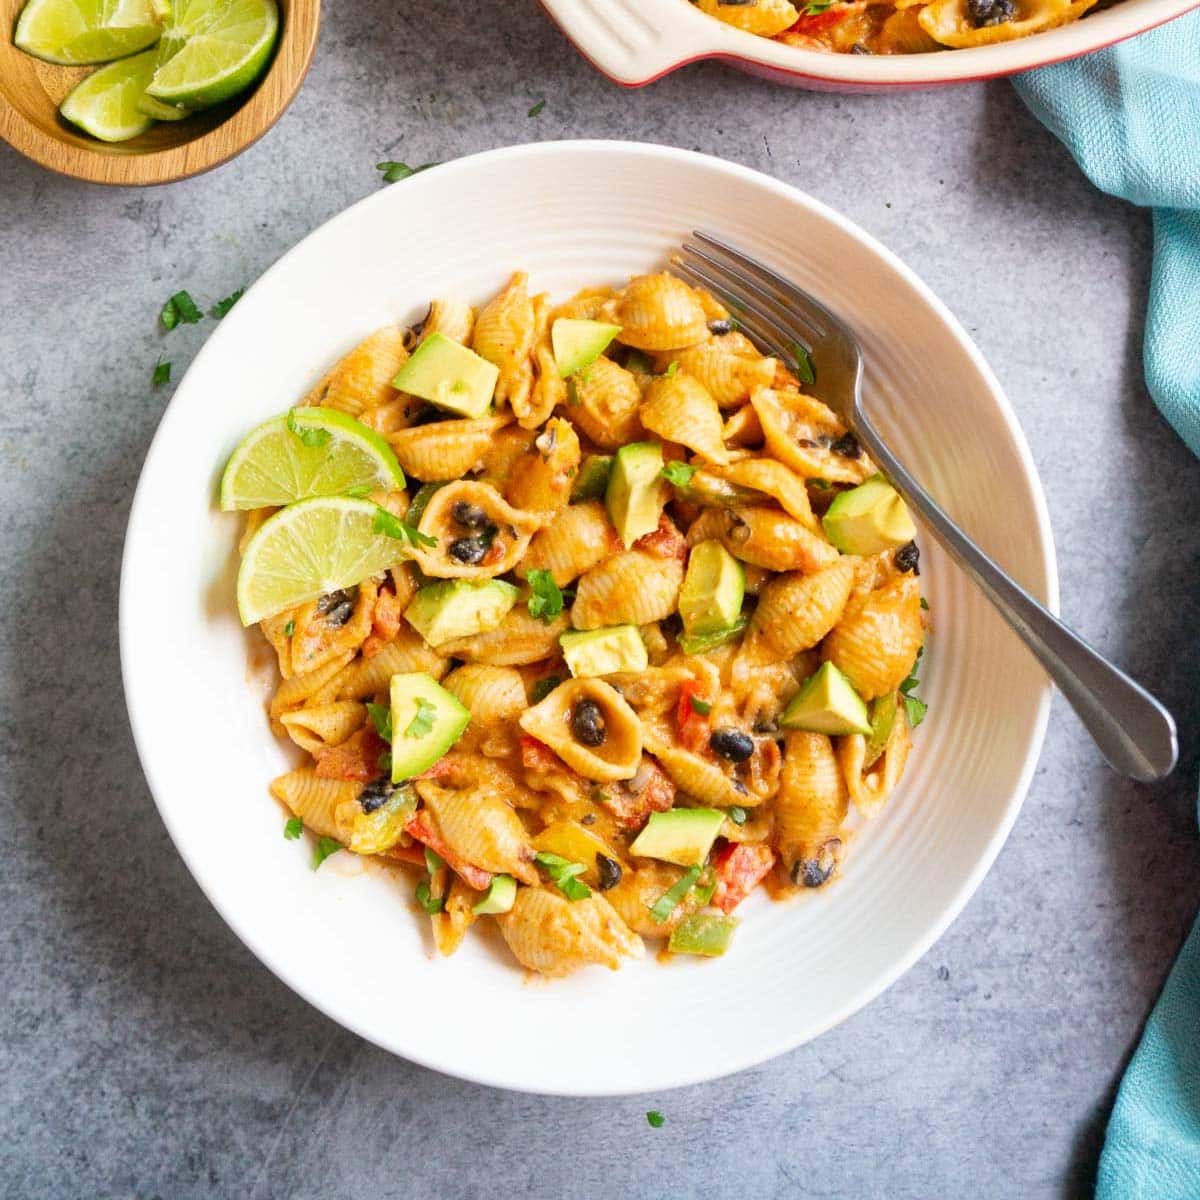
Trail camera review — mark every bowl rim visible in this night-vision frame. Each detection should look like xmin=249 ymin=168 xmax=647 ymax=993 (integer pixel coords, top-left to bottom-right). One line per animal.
xmin=539 ymin=0 xmax=1200 ymax=88
xmin=0 ymin=0 xmax=319 ymax=186
xmin=120 ymin=140 xmax=1059 ymax=1094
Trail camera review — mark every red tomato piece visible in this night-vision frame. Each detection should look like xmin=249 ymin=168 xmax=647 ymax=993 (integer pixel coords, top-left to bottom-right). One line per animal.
xmin=712 ymin=842 xmax=776 ymax=914
xmin=405 ymin=811 xmax=492 ymax=891
xmin=676 ymin=681 xmax=712 ymax=755
xmin=313 ymin=728 xmax=388 ymax=781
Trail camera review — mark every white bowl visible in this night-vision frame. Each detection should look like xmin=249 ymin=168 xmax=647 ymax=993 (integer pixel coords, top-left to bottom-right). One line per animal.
xmin=121 ymin=140 xmax=1057 ymax=1096
xmin=540 ymin=0 xmax=1200 ymax=89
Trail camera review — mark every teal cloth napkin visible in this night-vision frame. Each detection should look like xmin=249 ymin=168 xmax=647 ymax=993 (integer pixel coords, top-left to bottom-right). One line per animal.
xmin=1013 ymin=17 xmax=1200 ymax=1198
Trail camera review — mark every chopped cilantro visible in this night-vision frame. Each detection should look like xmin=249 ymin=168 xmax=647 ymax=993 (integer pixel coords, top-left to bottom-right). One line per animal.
xmin=689 ymin=695 xmax=712 ymax=716
xmin=284 ymin=817 xmax=303 ymax=840
xmin=650 ymin=865 xmax=701 ymax=923
xmin=377 ymin=161 xmax=439 ymax=183
xmin=424 ymin=846 xmax=445 ymax=873
xmin=209 ymin=288 xmax=244 ymax=319
xmin=285 ymin=408 xmax=330 ymax=448
xmin=535 ymin=851 xmax=592 ymax=901
xmin=152 ymin=358 xmax=171 ymax=387
xmin=415 ymin=880 xmax=444 ymax=913
xmin=646 ymin=1111 xmax=665 ymax=1128
xmin=528 ymin=98 xmax=546 ymax=117
xmin=531 ymin=675 xmax=562 ymax=704
xmin=809 ymin=478 xmax=833 ymax=490
xmin=373 ymin=505 xmax=437 ymax=548
xmin=727 ymin=805 xmax=747 ymax=825
xmin=660 ymin=461 xmax=698 ymax=488
xmin=404 ymin=697 xmax=438 ymax=739
xmin=792 ymin=342 xmax=817 ymax=385
xmin=284 ymin=619 xmax=295 ymax=637
xmin=803 ymin=0 xmax=835 ymax=11
xmin=160 ymin=290 xmax=202 ymax=331
xmin=920 ymin=596 xmax=930 ymax=611
xmin=526 ymin=569 xmax=564 ymax=623
xmin=313 ymin=836 xmax=342 ymax=869
xmin=366 ymin=702 xmax=393 ymax=742
xmin=663 ymin=361 xmax=679 ymax=378
xmin=898 ymin=646 xmax=928 ymax=728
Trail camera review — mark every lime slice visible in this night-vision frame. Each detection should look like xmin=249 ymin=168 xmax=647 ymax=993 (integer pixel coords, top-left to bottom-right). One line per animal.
xmin=59 ymin=47 xmax=158 ymax=142
xmin=220 ymin=407 xmax=406 ymax=511
xmin=136 ymin=93 xmax=191 ymax=119
xmin=14 ymin=0 xmax=166 ymax=65
xmin=145 ymin=0 xmax=278 ymax=111
xmin=236 ymin=497 xmax=413 ymax=625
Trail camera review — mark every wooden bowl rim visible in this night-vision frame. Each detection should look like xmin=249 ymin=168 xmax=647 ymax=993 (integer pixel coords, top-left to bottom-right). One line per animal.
xmin=0 ymin=0 xmax=319 ymax=186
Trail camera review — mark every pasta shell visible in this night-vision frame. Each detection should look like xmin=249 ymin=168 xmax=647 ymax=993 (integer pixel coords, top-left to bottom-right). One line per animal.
xmin=288 ymin=580 xmax=377 ymax=677
xmin=416 ymin=779 xmax=539 ymax=884
xmin=686 ymin=505 xmax=838 ymax=573
xmin=919 ymin=0 xmax=1096 ymax=47
xmin=550 ymin=287 xmax=614 ymax=323
xmin=525 ymin=327 xmax=568 ymax=431
xmin=750 ymin=388 xmax=873 ymax=485
xmin=503 ymin=417 xmax=581 ymax=519
xmin=443 ymin=665 xmax=527 ymax=723
xmin=387 ymin=414 xmax=511 ymax=481
xmin=300 ymin=325 xmax=409 ymax=416
xmin=473 ymin=272 xmax=539 ymax=417
xmin=269 ymin=651 xmax=355 ymax=718
xmin=516 ymin=500 xmax=619 ymax=587
xmin=280 ymin=702 xmax=366 ymax=755
xmin=420 ymin=297 xmax=475 ymax=346
xmin=438 ymin=607 xmax=570 ymax=666
xmin=696 ymin=0 xmax=799 ymax=36
xmin=641 ymin=724 xmax=752 ymax=807
xmin=271 ymin=768 xmax=360 ymax=841
xmin=724 ymin=404 xmax=763 ymax=448
xmin=432 ymin=877 xmax=481 ymax=958
xmin=640 ymin=372 xmax=730 ymax=465
xmin=745 ymin=559 xmax=855 ymax=660
xmin=519 ymin=679 xmax=643 ymax=782
xmin=712 ymin=459 xmax=819 ymax=530
xmin=823 ymin=574 xmax=923 ymax=700
xmin=571 ymin=550 xmax=684 ymax=631
xmin=561 ymin=357 xmax=643 ymax=450
xmin=603 ymin=274 xmax=709 ymax=352
xmin=478 ymin=425 xmax=537 ymax=490
xmin=411 ymin=481 xmax=543 ymax=580
xmin=657 ymin=343 xmax=777 ymax=409
xmin=838 ymin=701 xmax=912 ymax=821
xmin=319 ymin=628 xmax=447 ymax=703
xmin=775 ymin=732 xmax=847 ymax=888
xmin=496 ymin=887 xmax=644 ymax=976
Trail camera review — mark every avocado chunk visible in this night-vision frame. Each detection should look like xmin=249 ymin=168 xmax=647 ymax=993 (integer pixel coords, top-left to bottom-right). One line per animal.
xmin=606 ymin=441 xmax=667 ymax=548
xmin=822 ymin=475 xmax=916 ymax=556
xmin=405 ymin=579 xmax=519 ymax=647
xmin=389 ymin=672 xmax=471 ymax=783
xmin=472 ymin=874 xmax=517 ymax=915
xmin=630 ymin=808 xmax=725 ymax=867
xmin=552 ymin=319 xmax=622 ymax=378
xmin=571 ymin=453 xmax=613 ymax=502
xmin=863 ymin=691 xmax=897 ymax=768
xmin=392 ymin=332 xmax=499 ymax=419
xmin=560 ymin=625 xmax=648 ymax=677
xmin=780 ymin=662 xmax=872 ymax=736
xmin=679 ymin=540 xmax=745 ymax=640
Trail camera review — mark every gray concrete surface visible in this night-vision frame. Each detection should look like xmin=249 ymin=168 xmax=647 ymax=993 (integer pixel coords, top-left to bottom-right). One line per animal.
xmin=2 ymin=3 xmax=1199 ymax=1197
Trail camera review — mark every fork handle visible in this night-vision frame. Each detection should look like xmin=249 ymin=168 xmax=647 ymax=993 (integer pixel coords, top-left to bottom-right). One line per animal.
xmin=854 ymin=414 xmax=1177 ymax=782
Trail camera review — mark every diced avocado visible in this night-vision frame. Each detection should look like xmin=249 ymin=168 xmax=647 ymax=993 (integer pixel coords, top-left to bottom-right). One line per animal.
xmin=392 ymin=332 xmax=498 ymax=419
xmin=863 ymin=691 xmax=897 ymax=769
xmin=560 ymin=625 xmax=648 ymax=677
xmin=552 ymin=319 xmax=622 ymax=378
xmin=571 ymin=454 xmax=613 ymax=502
xmin=668 ymin=912 xmax=738 ymax=957
xmin=606 ymin=441 xmax=666 ymax=548
xmin=630 ymin=808 xmax=725 ymax=867
xmin=389 ymin=672 xmax=471 ymax=783
xmin=780 ymin=662 xmax=871 ymax=736
xmin=405 ymin=579 xmax=519 ymax=648
xmin=472 ymin=874 xmax=517 ymax=915
xmin=821 ymin=474 xmax=916 ymax=556
xmin=678 ymin=613 xmax=749 ymax=656
xmin=679 ymin=540 xmax=745 ymax=640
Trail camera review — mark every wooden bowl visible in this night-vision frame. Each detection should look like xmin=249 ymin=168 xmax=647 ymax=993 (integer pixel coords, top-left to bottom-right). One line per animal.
xmin=0 ymin=0 xmax=319 ymax=185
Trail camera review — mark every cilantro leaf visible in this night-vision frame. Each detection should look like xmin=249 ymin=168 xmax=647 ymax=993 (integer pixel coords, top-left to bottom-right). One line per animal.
xmin=920 ymin=596 xmax=930 ymax=611
xmin=526 ymin=569 xmax=564 ymax=623
xmin=313 ymin=836 xmax=342 ymax=869
xmin=803 ymin=0 xmax=835 ymax=12
xmin=152 ymin=358 xmax=171 ymax=387
xmin=663 ymin=361 xmax=679 ymax=378
xmin=366 ymin=702 xmax=393 ymax=742
xmin=404 ymin=697 xmax=438 ymax=739
xmin=528 ymin=98 xmax=546 ymax=117
xmin=415 ymin=880 xmax=444 ymax=913
xmin=689 ymin=695 xmax=712 ymax=716
xmin=903 ymin=694 xmax=928 ymax=728
xmin=726 ymin=806 xmax=747 ymax=826
xmin=650 ymin=865 xmax=701 ymax=923
xmin=284 ymin=817 xmax=303 ymax=840
xmin=210 ymin=288 xmax=244 ymax=319
xmin=374 ymin=505 xmax=437 ymax=548
xmin=424 ymin=846 xmax=445 ymax=873
xmin=792 ymin=342 xmax=817 ymax=385
xmin=531 ymin=675 xmax=562 ymax=704
xmin=660 ymin=461 xmax=698 ymax=488
xmin=535 ymin=851 xmax=592 ymax=901
xmin=284 ymin=619 xmax=295 ymax=637
xmin=647 ymin=1111 xmax=665 ymax=1129
xmin=377 ymin=161 xmax=439 ymax=184
xmin=160 ymin=290 xmax=202 ymax=331
xmin=286 ymin=408 xmax=331 ymax=448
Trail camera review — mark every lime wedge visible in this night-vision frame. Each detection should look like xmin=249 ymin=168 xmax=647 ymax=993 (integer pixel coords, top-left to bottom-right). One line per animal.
xmin=145 ymin=0 xmax=278 ymax=111
xmin=220 ymin=407 xmax=406 ymax=511
xmin=136 ymin=93 xmax=191 ymax=119
xmin=15 ymin=0 xmax=167 ymax=64
xmin=59 ymin=47 xmax=158 ymax=141
xmin=236 ymin=497 xmax=413 ymax=625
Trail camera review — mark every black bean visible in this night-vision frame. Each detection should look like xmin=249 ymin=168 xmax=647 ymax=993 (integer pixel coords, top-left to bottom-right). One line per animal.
xmin=895 ymin=541 xmax=920 ymax=575
xmin=726 ymin=514 xmax=751 ymax=545
xmin=792 ymin=838 xmax=842 ymax=888
xmin=358 ymin=777 xmax=393 ymax=814
xmin=571 ymin=698 xmax=606 ymax=747
xmin=451 ymin=501 xmax=489 ymax=529
xmin=707 ymin=318 xmax=734 ymax=336
xmin=829 ymin=432 xmax=862 ymax=459
xmin=710 ymin=728 xmax=754 ymax=763
xmin=850 ymin=42 xmax=872 ymax=53
xmin=448 ymin=536 xmax=488 ymax=565
xmin=966 ymin=0 xmax=1014 ymax=22
xmin=317 ymin=589 xmax=355 ymax=628
xmin=596 ymin=854 xmax=623 ymax=891
xmin=581 ymin=813 xmax=597 ymax=826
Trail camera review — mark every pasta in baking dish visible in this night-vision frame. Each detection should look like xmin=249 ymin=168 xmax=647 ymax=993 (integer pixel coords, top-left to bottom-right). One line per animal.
xmin=227 ymin=269 xmax=929 ymax=977
xmin=691 ymin=0 xmax=1101 ymax=54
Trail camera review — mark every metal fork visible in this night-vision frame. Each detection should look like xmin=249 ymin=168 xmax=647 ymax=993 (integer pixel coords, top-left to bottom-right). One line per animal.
xmin=674 ymin=231 xmax=1178 ymax=783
